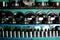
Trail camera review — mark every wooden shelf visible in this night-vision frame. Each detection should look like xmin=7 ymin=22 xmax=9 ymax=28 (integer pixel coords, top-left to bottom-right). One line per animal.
xmin=1 ymin=6 xmax=60 ymax=9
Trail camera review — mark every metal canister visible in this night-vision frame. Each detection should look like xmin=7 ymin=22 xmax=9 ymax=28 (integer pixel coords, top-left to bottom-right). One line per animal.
xmin=25 ymin=11 xmax=36 ymax=24
xmin=15 ymin=12 xmax=24 ymax=24
xmin=1 ymin=11 xmax=13 ymax=24
xmin=36 ymin=11 xmax=47 ymax=24
xmin=48 ymin=11 xmax=59 ymax=24
xmin=22 ymin=0 xmax=35 ymax=7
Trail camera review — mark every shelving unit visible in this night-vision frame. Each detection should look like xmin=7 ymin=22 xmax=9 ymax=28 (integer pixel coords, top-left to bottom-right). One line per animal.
xmin=0 ymin=0 xmax=60 ymax=40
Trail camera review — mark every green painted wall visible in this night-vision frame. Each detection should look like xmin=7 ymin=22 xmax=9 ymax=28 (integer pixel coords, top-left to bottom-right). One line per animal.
xmin=32 ymin=38 xmax=60 ymax=40
xmin=1 ymin=0 xmax=60 ymax=2
xmin=50 ymin=0 xmax=60 ymax=2
xmin=0 ymin=0 xmax=9 ymax=2
xmin=36 ymin=0 xmax=49 ymax=2
xmin=2 ymin=9 xmax=60 ymax=14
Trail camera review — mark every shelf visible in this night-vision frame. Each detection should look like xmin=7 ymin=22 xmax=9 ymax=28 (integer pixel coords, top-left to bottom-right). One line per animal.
xmin=0 ymin=37 xmax=60 ymax=40
xmin=1 ymin=6 xmax=60 ymax=9
xmin=0 ymin=24 xmax=48 ymax=26
xmin=0 ymin=24 xmax=59 ymax=26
